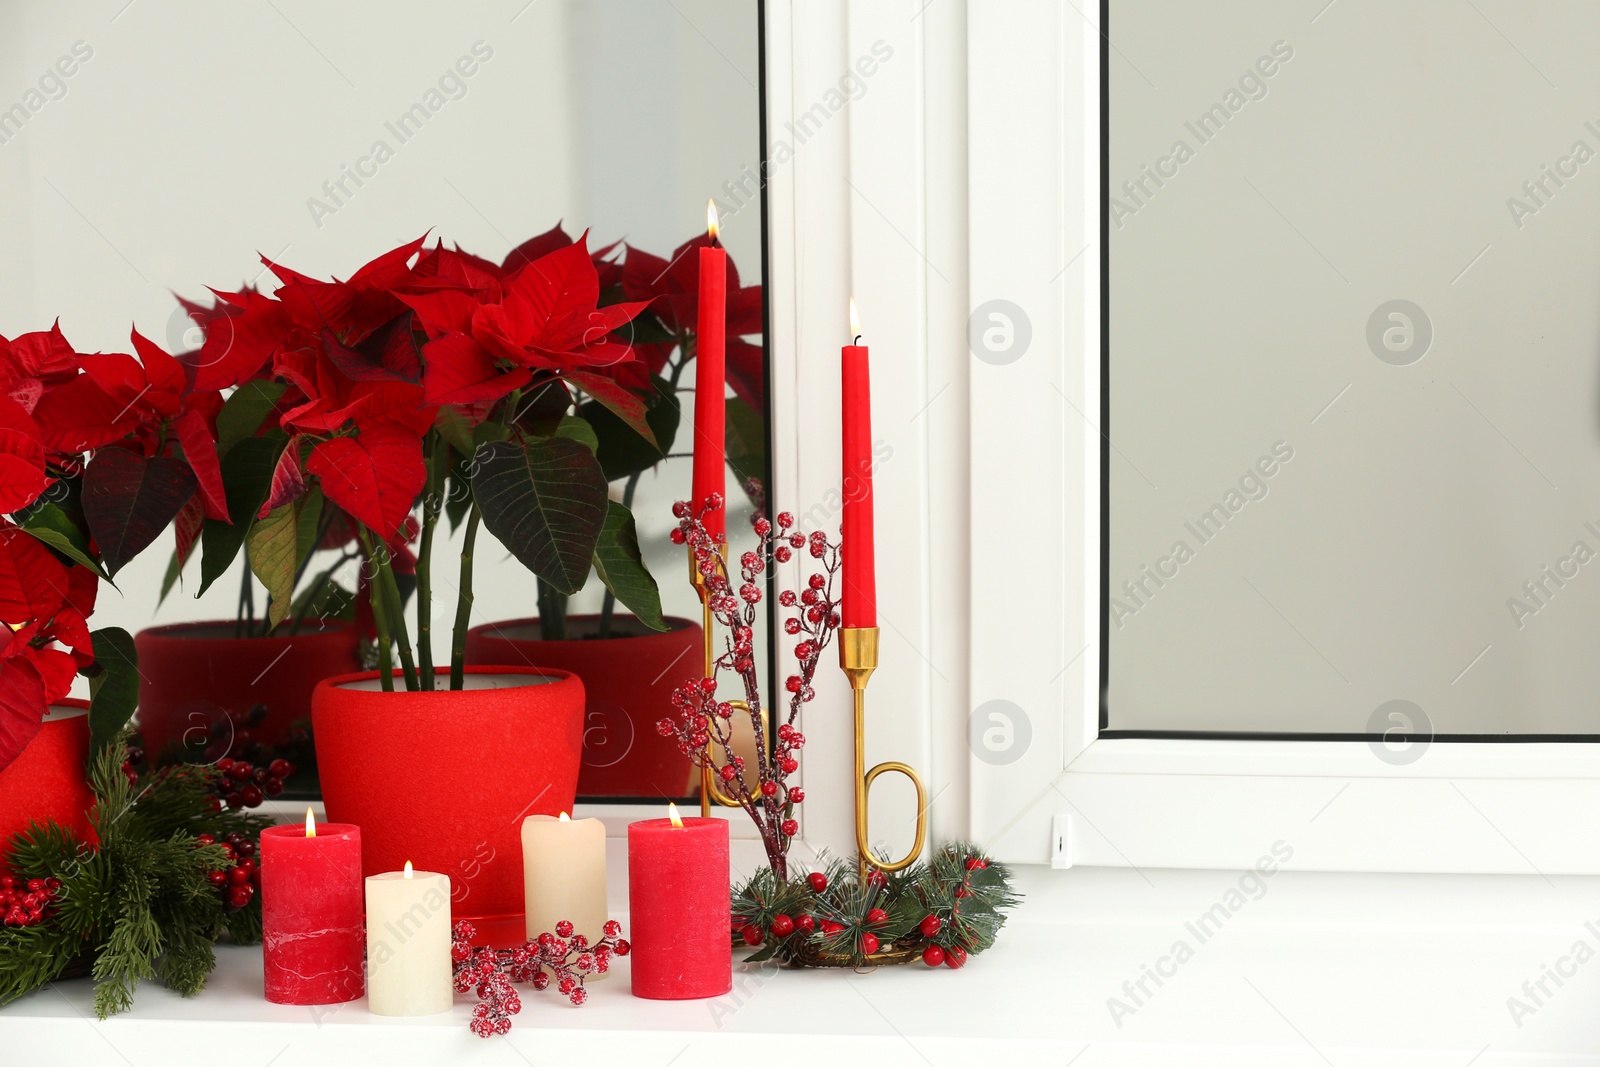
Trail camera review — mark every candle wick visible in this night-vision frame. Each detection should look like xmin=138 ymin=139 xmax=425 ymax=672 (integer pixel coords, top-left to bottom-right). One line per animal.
xmin=853 ymin=334 xmax=863 ymax=345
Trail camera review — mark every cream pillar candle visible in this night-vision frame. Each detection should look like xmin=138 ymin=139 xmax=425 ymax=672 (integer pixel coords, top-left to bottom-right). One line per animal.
xmin=521 ymin=812 xmax=607 ymax=944
xmin=365 ymin=862 xmax=453 ymax=1016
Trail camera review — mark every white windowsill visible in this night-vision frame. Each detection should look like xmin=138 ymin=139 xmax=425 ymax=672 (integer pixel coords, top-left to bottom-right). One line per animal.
xmin=7 ymin=842 xmax=1596 ymax=1063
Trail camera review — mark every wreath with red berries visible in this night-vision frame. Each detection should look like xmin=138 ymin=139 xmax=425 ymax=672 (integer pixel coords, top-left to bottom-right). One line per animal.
xmin=732 ymin=843 xmax=1018 ymax=969
xmin=0 ymin=741 xmax=276 ymax=1017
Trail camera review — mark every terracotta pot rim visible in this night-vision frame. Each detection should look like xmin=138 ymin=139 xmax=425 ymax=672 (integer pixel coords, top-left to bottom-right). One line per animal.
xmin=467 ymin=615 xmax=698 ymax=645
xmin=316 ymin=665 xmax=579 ymax=696
xmin=136 ymin=620 xmax=358 ymax=644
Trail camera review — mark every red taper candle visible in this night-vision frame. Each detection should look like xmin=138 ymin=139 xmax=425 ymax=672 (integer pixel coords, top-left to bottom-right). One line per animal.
xmin=841 ymin=299 xmax=877 ymax=627
xmin=693 ymin=199 xmax=727 ymax=541
xmin=260 ymin=811 xmax=365 ymax=1005
xmin=627 ymin=804 xmax=731 ymax=999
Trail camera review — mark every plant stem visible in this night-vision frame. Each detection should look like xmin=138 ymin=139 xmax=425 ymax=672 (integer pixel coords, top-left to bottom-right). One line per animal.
xmin=597 ymin=470 xmax=644 ymax=640
xmin=449 ymin=504 xmax=481 ymax=691
xmin=368 ymin=534 xmax=419 ymax=692
xmin=537 ymin=579 xmax=568 ymax=642
xmin=238 ymin=546 xmax=257 ymax=638
xmin=361 ymin=536 xmax=395 ymax=693
xmin=416 ymin=434 xmax=446 ymax=690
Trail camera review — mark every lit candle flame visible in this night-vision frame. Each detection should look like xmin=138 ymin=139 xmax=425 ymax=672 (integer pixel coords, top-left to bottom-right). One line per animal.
xmin=305 ymin=807 xmax=316 ymax=838
xmin=849 ymin=297 xmax=861 ymax=340
xmin=403 ymin=860 xmax=414 ymax=879
xmin=668 ymin=802 xmax=684 ymax=828
xmin=558 ymin=811 xmax=571 ymax=822
xmin=706 ymin=198 xmax=720 ymax=242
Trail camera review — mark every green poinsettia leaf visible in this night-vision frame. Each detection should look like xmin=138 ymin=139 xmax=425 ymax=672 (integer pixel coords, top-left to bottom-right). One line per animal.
xmin=18 ymin=502 xmax=111 ymax=581
xmin=215 ymin=380 xmax=286 ymax=458
xmin=554 ymin=414 xmax=599 ymax=454
xmin=197 ymin=436 xmax=281 ymax=597
xmin=247 ymin=503 xmax=297 ymax=629
xmin=85 ymin=627 xmax=139 ymax=755
xmin=592 ymin=501 xmax=665 ymax=631
xmin=472 ymin=436 xmax=608 ymax=596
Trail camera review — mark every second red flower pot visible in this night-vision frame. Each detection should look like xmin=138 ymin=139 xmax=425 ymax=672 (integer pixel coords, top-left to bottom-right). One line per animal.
xmin=135 ymin=621 xmax=362 ymax=773
xmin=464 ymin=615 xmax=701 ymax=798
xmin=311 ymin=666 xmax=585 ymax=948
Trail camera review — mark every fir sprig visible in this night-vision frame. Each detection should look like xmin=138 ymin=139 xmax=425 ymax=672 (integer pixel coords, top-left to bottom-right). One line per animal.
xmin=0 ymin=739 xmax=271 ymax=1016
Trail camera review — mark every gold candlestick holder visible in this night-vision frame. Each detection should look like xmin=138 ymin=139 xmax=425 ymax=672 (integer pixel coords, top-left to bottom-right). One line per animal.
xmin=840 ymin=626 xmax=927 ymax=876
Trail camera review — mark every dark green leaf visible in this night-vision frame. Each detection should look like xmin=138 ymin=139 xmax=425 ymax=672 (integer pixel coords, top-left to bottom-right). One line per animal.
xmin=444 ymin=453 xmax=476 ymax=532
xmin=215 ymin=380 xmax=286 ymax=458
xmin=86 ymin=627 xmax=138 ymax=755
xmin=592 ymin=501 xmax=665 ymax=630
xmin=472 ymin=437 xmax=608 ymax=595
xmin=510 ymin=378 xmax=573 ymax=438
xmin=581 ymin=381 xmax=680 ymax=481
xmin=82 ymin=451 xmax=198 ymax=577
xmin=436 ymin=407 xmax=476 ymax=458
xmin=197 ymin=436 xmax=281 ymax=596
xmin=18 ymin=502 xmax=110 ymax=581
xmin=294 ymin=487 xmax=324 ymax=568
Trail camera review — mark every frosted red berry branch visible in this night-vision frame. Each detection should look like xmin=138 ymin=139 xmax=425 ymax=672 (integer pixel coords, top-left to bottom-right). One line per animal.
xmin=451 ymin=919 xmax=629 ymax=1037
xmin=661 ymin=489 xmax=839 ymax=880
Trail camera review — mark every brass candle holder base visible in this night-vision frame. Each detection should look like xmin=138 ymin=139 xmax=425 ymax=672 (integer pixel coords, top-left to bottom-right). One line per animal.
xmin=841 ymin=626 xmax=927 ymax=876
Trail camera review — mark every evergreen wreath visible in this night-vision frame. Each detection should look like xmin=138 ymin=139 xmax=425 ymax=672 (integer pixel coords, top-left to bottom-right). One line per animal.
xmin=732 ymin=843 xmax=1019 ymax=969
xmin=0 ymin=741 xmax=270 ymax=1017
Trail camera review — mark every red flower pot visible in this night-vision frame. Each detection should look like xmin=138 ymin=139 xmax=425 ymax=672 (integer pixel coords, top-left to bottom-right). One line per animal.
xmin=0 ymin=701 xmax=95 ymax=860
xmin=465 ymin=615 xmax=700 ymax=798
xmin=311 ymin=666 xmax=585 ymax=948
xmin=134 ymin=622 xmax=362 ymax=765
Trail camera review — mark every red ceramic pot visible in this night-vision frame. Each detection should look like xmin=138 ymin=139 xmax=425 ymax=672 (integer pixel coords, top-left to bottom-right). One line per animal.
xmin=0 ymin=701 xmax=95 ymax=860
xmin=311 ymin=666 xmax=585 ymax=948
xmin=465 ymin=615 xmax=700 ymax=798
xmin=134 ymin=622 xmax=362 ymax=764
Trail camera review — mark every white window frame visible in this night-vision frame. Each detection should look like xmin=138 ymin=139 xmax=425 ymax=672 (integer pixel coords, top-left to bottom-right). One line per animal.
xmin=760 ymin=0 xmax=1600 ymax=876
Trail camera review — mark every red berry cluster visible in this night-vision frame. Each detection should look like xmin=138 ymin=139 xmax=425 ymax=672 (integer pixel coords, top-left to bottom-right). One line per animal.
xmin=208 ymin=757 xmax=295 ymax=811
xmin=194 ymin=831 xmax=260 ymax=910
xmin=187 ymin=703 xmax=279 ymax=764
xmin=0 ymin=874 xmax=61 ymax=926
xmin=451 ymin=919 xmax=630 ymax=1037
xmin=659 ymin=500 xmax=841 ymax=879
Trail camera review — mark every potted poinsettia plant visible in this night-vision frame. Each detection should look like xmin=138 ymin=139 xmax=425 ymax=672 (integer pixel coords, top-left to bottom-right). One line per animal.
xmin=463 ymin=224 xmax=766 ymax=798
xmin=137 ymin=288 xmax=369 ymax=794
xmin=167 ymin=230 xmax=670 ymax=944
xmin=0 ymin=322 xmax=191 ymax=853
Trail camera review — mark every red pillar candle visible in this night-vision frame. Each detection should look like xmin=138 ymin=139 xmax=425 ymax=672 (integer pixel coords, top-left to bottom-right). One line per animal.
xmin=692 ymin=199 xmax=728 ymax=541
xmin=260 ymin=811 xmax=365 ymax=1005
xmin=841 ymin=299 xmax=878 ymax=627
xmin=627 ymin=804 xmax=730 ymax=999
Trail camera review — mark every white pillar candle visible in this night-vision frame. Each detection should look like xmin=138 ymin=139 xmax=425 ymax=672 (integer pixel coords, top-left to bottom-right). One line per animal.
xmin=365 ymin=862 xmax=453 ymax=1016
xmin=521 ymin=813 xmax=608 ymax=946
